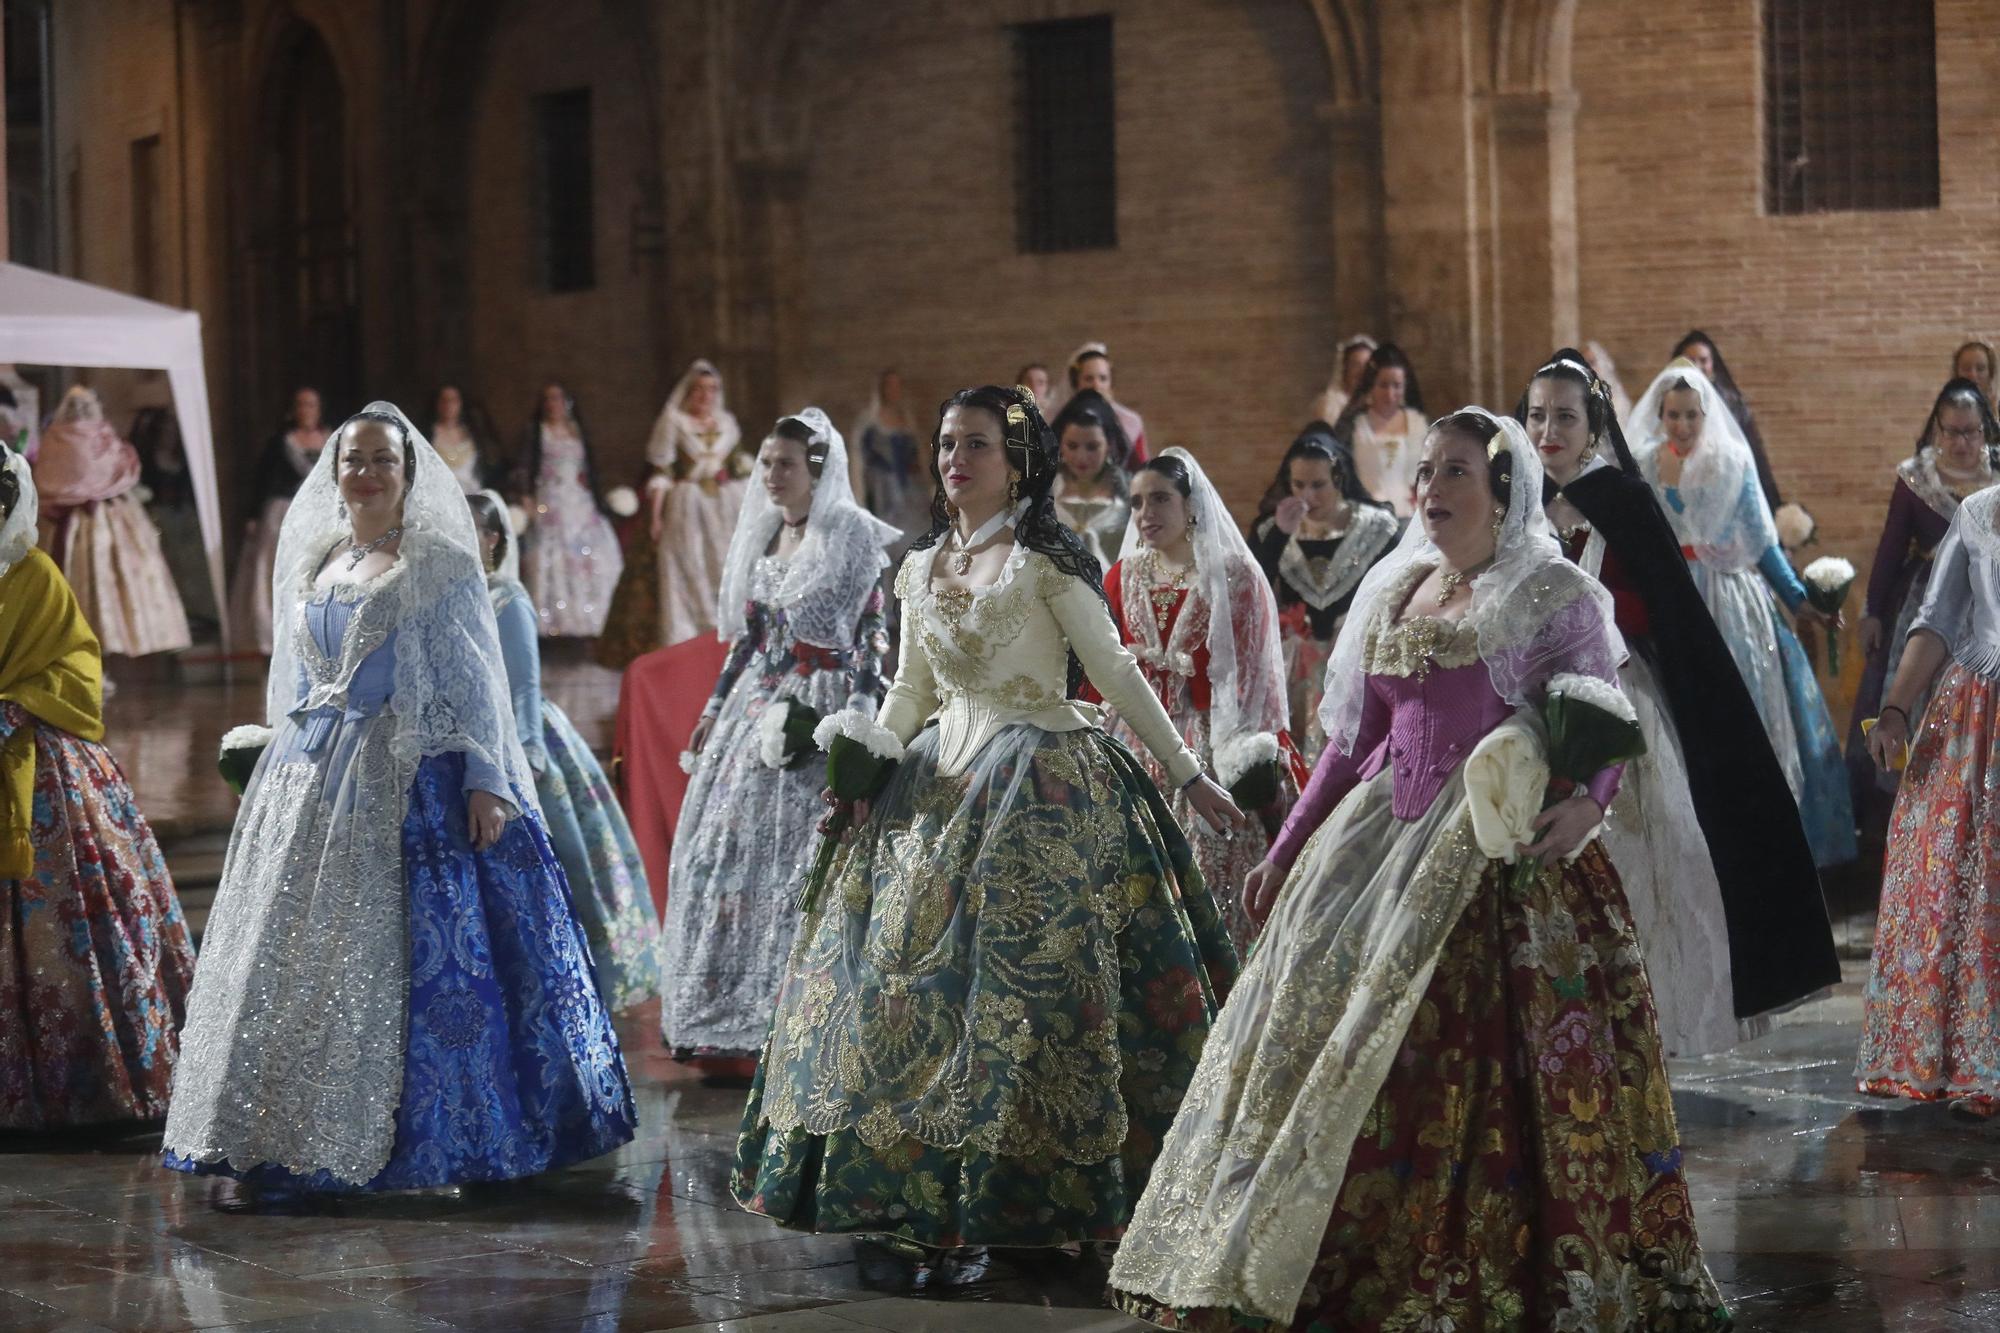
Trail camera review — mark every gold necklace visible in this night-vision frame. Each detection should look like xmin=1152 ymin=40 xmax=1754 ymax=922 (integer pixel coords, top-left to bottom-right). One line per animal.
xmin=1435 ymin=558 xmax=1492 ymax=607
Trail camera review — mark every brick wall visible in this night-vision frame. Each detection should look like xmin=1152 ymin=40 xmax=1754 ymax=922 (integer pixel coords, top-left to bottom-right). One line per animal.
xmin=775 ymin=0 xmax=1339 ymax=520
xmin=1572 ymin=0 xmax=2000 ymax=712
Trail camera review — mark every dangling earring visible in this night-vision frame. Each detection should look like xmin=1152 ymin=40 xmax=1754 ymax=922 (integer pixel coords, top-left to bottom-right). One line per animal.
xmin=1008 ymin=477 xmax=1021 ymax=506
xmin=1187 ymin=510 xmax=1198 ymax=530
xmin=1491 ymin=506 xmax=1505 ymax=538
xmin=944 ymin=499 xmax=959 ymax=521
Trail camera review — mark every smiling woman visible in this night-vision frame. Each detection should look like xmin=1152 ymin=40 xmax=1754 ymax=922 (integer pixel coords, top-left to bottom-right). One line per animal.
xmin=161 ymin=403 xmax=635 ymax=1197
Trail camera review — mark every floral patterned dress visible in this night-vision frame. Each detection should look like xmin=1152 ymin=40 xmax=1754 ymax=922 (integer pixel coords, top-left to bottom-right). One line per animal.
xmin=525 ymin=423 xmax=623 ymax=637
xmin=661 ymin=554 xmax=888 ymax=1059
xmin=1110 ymin=563 xmax=1727 ymax=1332
xmin=1 ymin=549 xmax=194 ymax=1127
xmin=1858 ymin=494 xmax=2000 ymax=1109
xmin=732 ymin=543 xmax=1237 ymax=1248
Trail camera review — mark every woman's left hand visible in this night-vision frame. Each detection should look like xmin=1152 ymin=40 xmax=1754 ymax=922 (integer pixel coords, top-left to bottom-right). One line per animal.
xmin=1517 ymin=793 xmax=1602 ymax=862
xmin=1796 ymin=603 xmax=1841 ymax=632
xmin=1187 ymin=775 xmax=1246 ymax=835
xmin=467 ymin=790 xmax=510 ymax=851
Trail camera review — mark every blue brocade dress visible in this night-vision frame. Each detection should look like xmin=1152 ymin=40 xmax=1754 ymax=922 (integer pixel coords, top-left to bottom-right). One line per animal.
xmin=494 ymin=585 xmax=660 ymax=1010
xmin=162 ymin=572 xmax=635 ymax=1191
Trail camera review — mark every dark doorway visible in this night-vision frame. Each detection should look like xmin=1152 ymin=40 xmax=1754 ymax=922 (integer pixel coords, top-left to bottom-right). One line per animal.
xmin=250 ymin=25 xmax=358 ymax=422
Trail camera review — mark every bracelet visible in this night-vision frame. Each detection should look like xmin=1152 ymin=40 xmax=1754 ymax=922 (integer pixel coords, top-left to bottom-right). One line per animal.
xmin=1880 ymin=704 xmax=1910 ymax=729
xmin=1180 ymin=771 xmax=1205 ymax=792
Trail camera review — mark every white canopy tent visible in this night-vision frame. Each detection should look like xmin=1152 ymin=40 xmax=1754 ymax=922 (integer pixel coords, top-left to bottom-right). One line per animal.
xmin=0 ymin=262 xmax=231 ymax=650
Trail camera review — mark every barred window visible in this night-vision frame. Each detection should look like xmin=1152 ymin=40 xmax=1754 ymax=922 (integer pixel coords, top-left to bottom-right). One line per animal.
xmin=1014 ymin=16 xmax=1116 ymax=253
xmin=1763 ymin=0 xmax=1938 ymax=215
xmin=532 ymin=88 xmax=595 ymax=292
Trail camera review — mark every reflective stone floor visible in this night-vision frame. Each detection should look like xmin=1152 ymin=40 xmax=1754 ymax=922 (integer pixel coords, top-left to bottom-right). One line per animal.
xmin=6 ymin=672 xmax=1988 ymax=1330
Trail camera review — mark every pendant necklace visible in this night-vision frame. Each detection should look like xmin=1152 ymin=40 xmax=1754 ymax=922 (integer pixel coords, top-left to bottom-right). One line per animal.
xmin=1435 ymin=557 xmax=1493 ymax=607
xmin=345 ymin=525 xmax=404 ymax=572
xmin=948 ymin=505 xmax=1015 ymax=575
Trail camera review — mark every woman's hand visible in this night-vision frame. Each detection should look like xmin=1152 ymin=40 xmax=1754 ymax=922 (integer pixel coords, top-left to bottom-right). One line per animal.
xmin=1186 ymin=775 xmax=1245 ymax=835
xmin=690 ymin=715 xmax=716 ymax=754
xmin=818 ymin=788 xmax=872 ymax=841
xmin=1274 ymin=496 xmax=1307 ymax=536
xmin=1795 ymin=602 xmax=1841 ymax=632
xmin=467 ymin=790 xmax=510 ymax=852
xmin=1858 ymin=616 xmax=1885 ymax=659
xmin=1244 ymin=859 xmax=1286 ymax=927
xmin=1655 ymin=447 xmax=1685 ymax=489
xmin=1867 ymin=709 xmax=1910 ymax=771
xmin=1517 ymin=793 xmax=1603 ymax=862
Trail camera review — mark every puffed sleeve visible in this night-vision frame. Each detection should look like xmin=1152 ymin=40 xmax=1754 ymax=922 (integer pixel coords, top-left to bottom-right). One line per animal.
xmin=1045 ymin=564 xmax=1202 ymax=788
xmin=875 ymin=551 xmax=941 ymax=746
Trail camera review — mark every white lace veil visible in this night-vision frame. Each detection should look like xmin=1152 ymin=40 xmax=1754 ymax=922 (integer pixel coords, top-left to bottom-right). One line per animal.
xmin=1317 ymin=409 xmax=1623 ymax=751
xmin=1117 ymin=447 xmax=1290 ymax=747
xmin=0 ymin=444 xmax=37 ymax=581
xmin=1625 ymin=359 xmax=1773 ymax=571
xmin=268 ymin=402 xmax=540 ymax=814
xmin=645 ymin=358 xmax=738 ymax=470
xmin=715 ymin=407 xmax=901 ymax=646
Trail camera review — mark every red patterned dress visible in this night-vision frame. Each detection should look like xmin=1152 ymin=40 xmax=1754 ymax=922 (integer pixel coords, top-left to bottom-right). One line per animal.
xmin=1858 ymin=494 xmax=2000 ymax=1109
xmin=1 ymin=547 xmax=194 ymax=1127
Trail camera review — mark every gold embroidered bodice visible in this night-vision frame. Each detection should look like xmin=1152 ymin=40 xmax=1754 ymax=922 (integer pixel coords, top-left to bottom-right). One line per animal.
xmin=880 ymin=543 xmax=1202 ymax=784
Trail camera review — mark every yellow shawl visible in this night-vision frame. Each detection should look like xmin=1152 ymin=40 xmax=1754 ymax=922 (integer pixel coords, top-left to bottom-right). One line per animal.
xmin=0 ymin=548 xmax=104 ymax=877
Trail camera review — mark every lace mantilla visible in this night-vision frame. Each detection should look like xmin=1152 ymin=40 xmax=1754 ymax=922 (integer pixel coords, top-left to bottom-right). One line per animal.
xmin=1276 ymin=504 xmax=1399 ymax=611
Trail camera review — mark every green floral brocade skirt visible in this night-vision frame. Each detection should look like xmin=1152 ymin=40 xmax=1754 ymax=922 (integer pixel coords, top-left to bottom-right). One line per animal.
xmin=732 ymin=721 xmax=1238 ymax=1247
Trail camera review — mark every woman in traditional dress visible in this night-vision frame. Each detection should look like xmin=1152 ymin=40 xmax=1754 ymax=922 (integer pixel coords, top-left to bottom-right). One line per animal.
xmin=732 ymin=385 xmax=1241 ymax=1269
xmin=32 ymin=385 xmax=191 ymax=658
xmin=1858 ymin=484 xmax=2000 ymax=1115
xmin=1672 ymin=330 xmax=1782 ymax=508
xmin=1952 ymin=340 xmax=1996 ymax=414
xmin=1110 ymin=409 xmax=1729 ymax=1332
xmin=432 ymin=384 xmax=500 ymax=494
xmin=162 ymin=403 xmax=634 ymax=1194
xmin=848 ymin=369 xmax=929 ymax=538
xmin=1848 ymin=380 xmax=1998 ymax=830
xmin=661 ymin=409 xmax=895 ymax=1070
xmin=1310 ymin=333 xmax=1375 ymax=425
xmin=468 ymin=490 xmax=659 ymax=1011
xmin=1094 ymin=448 xmax=1308 ymax=954
xmin=1248 ymin=424 xmax=1399 ymax=762
xmin=1066 ymin=342 xmax=1149 ymax=465
xmin=1628 ymin=359 xmax=1856 ymax=868
xmin=1015 ymin=362 xmax=1055 ymax=418
xmin=520 ymin=381 xmax=622 ymax=639
xmin=229 ymin=387 xmax=328 ymax=655
xmin=1524 ymin=350 xmax=1837 ymax=1056
xmin=1049 ymin=388 xmax=1132 ymax=572
xmin=0 ymin=445 xmax=195 ymax=1128
xmin=1331 ymin=342 xmax=1428 ymax=518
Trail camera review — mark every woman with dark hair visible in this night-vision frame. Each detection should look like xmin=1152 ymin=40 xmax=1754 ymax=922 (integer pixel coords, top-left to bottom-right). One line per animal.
xmin=1848 ymin=380 xmax=1999 ymax=830
xmin=848 ymin=368 xmax=927 ymax=540
xmin=1953 ymin=340 xmax=1997 ymax=413
xmin=1521 ymin=350 xmax=1838 ymax=1056
xmin=0 ymin=443 xmax=195 ymax=1128
xmin=228 ymin=386 xmax=328 ymax=655
xmin=661 ymin=410 xmax=894 ymax=1071
xmin=521 ymin=381 xmax=623 ymax=638
xmin=1112 ymin=410 xmax=1726 ymax=1331
xmin=432 ymin=384 xmax=502 ymax=494
xmin=1014 ymin=362 xmax=1054 ymax=417
xmin=164 ymin=404 xmax=634 ymax=1195
xmin=1049 ymin=387 xmax=1132 ymax=571
xmin=468 ymin=489 xmax=659 ymax=1011
xmin=1094 ymin=447 xmax=1307 ymax=954
xmin=1330 ymin=342 xmax=1427 ymax=516
xmin=1630 ymin=359 xmax=1855 ymax=869
xmin=1671 ymin=330 xmax=1783 ymax=509
xmin=733 ymin=385 xmax=1240 ymax=1267
xmin=1249 ymin=424 xmax=1399 ymax=761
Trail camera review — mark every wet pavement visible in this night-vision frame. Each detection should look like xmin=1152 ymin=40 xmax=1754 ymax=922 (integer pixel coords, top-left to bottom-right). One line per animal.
xmin=6 ymin=673 xmax=1985 ymax=1331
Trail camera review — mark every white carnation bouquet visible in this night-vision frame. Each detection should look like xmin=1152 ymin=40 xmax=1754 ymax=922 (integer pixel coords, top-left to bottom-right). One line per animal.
xmin=1801 ymin=555 xmax=1856 ymax=675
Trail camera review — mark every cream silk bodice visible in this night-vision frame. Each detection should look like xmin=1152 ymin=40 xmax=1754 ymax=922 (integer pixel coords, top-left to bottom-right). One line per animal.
xmin=879 ymin=543 xmax=1202 ymax=785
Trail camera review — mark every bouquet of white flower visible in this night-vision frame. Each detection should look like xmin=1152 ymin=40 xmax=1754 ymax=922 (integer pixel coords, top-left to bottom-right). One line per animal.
xmin=757 ymin=697 xmax=823 ymax=771
xmin=217 ymin=723 xmax=274 ymax=796
xmin=795 ymin=709 xmax=903 ymax=911
xmin=605 ymin=485 xmax=640 ymax=519
xmin=1507 ymin=674 xmax=1646 ymax=893
xmin=1801 ymin=555 xmax=1857 ymax=675
xmin=1774 ymin=502 xmax=1817 ymax=552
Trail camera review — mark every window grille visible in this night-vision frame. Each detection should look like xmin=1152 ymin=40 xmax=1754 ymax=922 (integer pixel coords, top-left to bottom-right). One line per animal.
xmin=1014 ymin=16 xmax=1116 ymax=253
